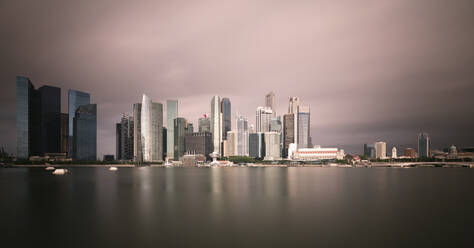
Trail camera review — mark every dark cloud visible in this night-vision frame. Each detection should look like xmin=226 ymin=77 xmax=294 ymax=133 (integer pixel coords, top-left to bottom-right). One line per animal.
xmin=1 ymin=0 xmax=473 ymax=156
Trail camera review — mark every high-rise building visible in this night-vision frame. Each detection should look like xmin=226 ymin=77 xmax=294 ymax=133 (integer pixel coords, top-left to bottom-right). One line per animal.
xmin=249 ymin=132 xmax=265 ymax=159
xmin=404 ymin=148 xmax=416 ymax=158
xmin=116 ymin=114 xmax=134 ymax=160
xmin=166 ymin=100 xmax=178 ymax=160
xmin=187 ymin=122 xmax=194 ymax=134
xmin=392 ymin=147 xmax=397 ymax=159
xmin=256 ymin=106 xmax=272 ymax=132
xmin=185 ymin=131 xmax=213 ymax=159
xmin=223 ymin=130 xmax=237 ymax=157
xmin=141 ymin=95 xmax=163 ymax=162
xmin=73 ymin=104 xmax=97 ymax=161
xmin=198 ymin=114 xmax=211 ymax=132
xmin=237 ymin=115 xmax=249 ymax=156
xmin=297 ymin=106 xmax=310 ymax=149
xmin=68 ymin=89 xmax=90 ymax=157
xmin=116 ymin=123 xmax=122 ymax=160
xmin=375 ymin=141 xmax=387 ymax=159
xmin=265 ymin=91 xmax=276 ymax=117
xmin=221 ymin=98 xmax=231 ymax=140
xmin=270 ymin=117 xmax=282 ymax=133
xmin=288 ymin=97 xmax=300 ymax=146
xmin=211 ymin=96 xmax=222 ymax=156
xmin=364 ymin=143 xmax=376 ymax=158
xmin=162 ymin=127 xmax=167 ymax=161
xmin=174 ymin=117 xmax=188 ymax=160
xmin=60 ymin=113 xmax=69 ymax=154
xmin=264 ymin=132 xmax=281 ymax=161
xmin=418 ymin=132 xmax=430 ymax=158
xmin=282 ymin=113 xmax=295 ymax=158
xmin=16 ymin=76 xmax=62 ymax=159
xmin=133 ymin=103 xmax=142 ymax=160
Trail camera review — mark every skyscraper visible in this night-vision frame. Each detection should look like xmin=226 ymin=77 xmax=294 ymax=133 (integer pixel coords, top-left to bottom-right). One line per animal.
xmin=264 ymin=132 xmax=281 ymax=161
xmin=198 ymin=114 xmax=211 ymax=132
xmin=211 ymin=96 xmax=222 ymax=156
xmin=116 ymin=123 xmax=122 ymax=160
xmin=237 ymin=115 xmax=249 ymax=156
xmin=364 ymin=143 xmax=376 ymax=158
xmin=256 ymin=106 xmax=272 ymax=132
xmin=249 ymin=132 xmax=265 ymax=159
xmin=288 ymin=97 xmax=300 ymax=145
xmin=392 ymin=147 xmax=397 ymax=159
xmin=73 ymin=104 xmax=97 ymax=161
xmin=297 ymin=106 xmax=310 ymax=148
xmin=16 ymin=76 xmax=62 ymax=159
xmin=174 ymin=117 xmax=187 ymax=160
xmin=221 ymin=97 xmax=231 ymax=140
xmin=375 ymin=141 xmax=387 ymax=159
xmin=60 ymin=113 xmax=68 ymax=154
xmin=133 ymin=103 xmax=142 ymax=160
xmin=116 ymin=114 xmax=134 ymax=160
xmin=282 ymin=113 xmax=295 ymax=158
xmin=141 ymin=95 xmax=163 ymax=162
xmin=265 ymin=91 xmax=276 ymax=117
xmin=68 ymin=89 xmax=90 ymax=156
xmin=418 ymin=132 xmax=430 ymax=158
xmin=223 ymin=130 xmax=237 ymax=157
xmin=166 ymin=100 xmax=178 ymax=160
xmin=185 ymin=131 xmax=213 ymax=159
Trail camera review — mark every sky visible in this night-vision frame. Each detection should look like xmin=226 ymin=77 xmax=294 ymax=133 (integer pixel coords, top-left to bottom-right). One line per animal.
xmin=1 ymin=0 xmax=473 ymax=157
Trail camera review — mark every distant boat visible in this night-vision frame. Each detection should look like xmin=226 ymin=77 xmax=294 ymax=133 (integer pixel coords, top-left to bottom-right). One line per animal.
xmin=45 ymin=166 xmax=55 ymax=171
xmin=52 ymin=169 xmax=68 ymax=175
xmin=109 ymin=167 xmax=118 ymax=171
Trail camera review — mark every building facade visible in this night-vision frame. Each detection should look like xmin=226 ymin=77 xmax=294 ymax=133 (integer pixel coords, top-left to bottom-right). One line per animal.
xmin=221 ymin=97 xmax=231 ymax=140
xmin=249 ymin=132 xmax=265 ymax=159
xmin=133 ymin=103 xmax=142 ymax=160
xmin=174 ymin=117 xmax=188 ymax=160
xmin=60 ymin=113 xmax=68 ymax=154
xmin=185 ymin=131 xmax=213 ymax=159
xmin=73 ymin=104 xmax=97 ymax=161
xmin=141 ymin=95 xmax=163 ymax=162
xmin=265 ymin=91 xmax=276 ymax=117
xmin=297 ymin=106 xmax=310 ymax=149
xmin=116 ymin=114 xmax=134 ymax=160
xmin=211 ymin=96 xmax=222 ymax=156
xmin=68 ymin=89 xmax=90 ymax=157
xmin=364 ymin=143 xmax=376 ymax=158
xmin=264 ymin=132 xmax=281 ymax=160
xmin=256 ymin=106 xmax=272 ymax=133
xmin=237 ymin=115 xmax=249 ymax=156
xmin=198 ymin=115 xmax=211 ymax=132
xmin=375 ymin=141 xmax=387 ymax=159
xmin=223 ymin=130 xmax=237 ymax=157
xmin=290 ymin=146 xmax=345 ymax=160
xmin=418 ymin=132 xmax=430 ymax=158
xmin=282 ymin=113 xmax=295 ymax=158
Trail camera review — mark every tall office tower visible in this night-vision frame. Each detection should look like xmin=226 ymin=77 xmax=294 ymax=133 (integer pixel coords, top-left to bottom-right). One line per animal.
xmin=223 ymin=130 xmax=237 ymax=157
xmin=256 ymin=106 xmax=272 ymax=132
xmin=249 ymin=132 xmax=265 ymax=159
xmin=116 ymin=123 xmax=122 ymax=160
xmin=141 ymin=95 xmax=163 ymax=162
xmin=264 ymin=132 xmax=281 ymax=161
xmin=211 ymin=96 xmax=222 ymax=156
xmin=186 ymin=122 xmax=194 ymax=134
xmin=174 ymin=117 xmax=188 ymax=160
xmin=418 ymin=132 xmax=430 ymax=158
xmin=162 ymin=127 xmax=167 ymax=161
xmin=73 ymin=104 xmax=97 ymax=161
xmin=375 ymin=141 xmax=387 ymax=159
xmin=392 ymin=147 xmax=397 ymax=159
xmin=282 ymin=113 xmax=295 ymax=158
xmin=288 ymin=97 xmax=300 ymax=145
xmin=60 ymin=113 xmax=69 ymax=154
xmin=166 ymin=100 xmax=178 ymax=160
xmin=221 ymin=97 xmax=231 ymax=140
xmin=270 ymin=116 xmax=282 ymax=132
xmin=237 ymin=115 xmax=249 ymax=156
xmin=16 ymin=76 xmax=62 ymax=159
xmin=68 ymin=89 xmax=90 ymax=157
xmin=364 ymin=143 xmax=376 ymax=158
xmin=133 ymin=103 xmax=142 ymax=160
xmin=185 ymin=131 xmax=213 ymax=159
xmin=198 ymin=114 xmax=211 ymax=132
xmin=297 ymin=106 xmax=310 ymax=148
xmin=117 ymin=114 xmax=134 ymax=160
xmin=265 ymin=91 xmax=276 ymax=117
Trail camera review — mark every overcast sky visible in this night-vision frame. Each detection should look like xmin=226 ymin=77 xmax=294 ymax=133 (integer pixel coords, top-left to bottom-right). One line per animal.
xmin=1 ymin=0 xmax=473 ymax=156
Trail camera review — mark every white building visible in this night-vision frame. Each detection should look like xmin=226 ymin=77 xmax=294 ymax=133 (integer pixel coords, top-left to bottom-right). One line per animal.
xmin=289 ymin=145 xmax=345 ymax=160
xmin=392 ymin=146 xmax=397 ymax=159
xmin=264 ymin=132 xmax=281 ymax=160
xmin=211 ymin=96 xmax=222 ymax=156
xmin=140 ymin=94 xmax=163 ymax=162
xmin=223 ymin=130 xmax=237 ymax=157
xmin=375 ymin=141 xmax=387 ymax=159
xmin=256 ymin=107 xmax=272 ymax=133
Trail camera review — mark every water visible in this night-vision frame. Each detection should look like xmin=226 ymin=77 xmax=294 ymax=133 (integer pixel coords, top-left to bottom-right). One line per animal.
xmin=1 ymin=167 xmax=473 ymax=247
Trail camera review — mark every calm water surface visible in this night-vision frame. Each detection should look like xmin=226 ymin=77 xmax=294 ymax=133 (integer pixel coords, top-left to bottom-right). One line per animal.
xmin=1 ymin=167 xmax=473 ymax=247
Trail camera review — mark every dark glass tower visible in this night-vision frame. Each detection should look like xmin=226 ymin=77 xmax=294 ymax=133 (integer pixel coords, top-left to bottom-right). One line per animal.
xmin=68 ymin=90 xmax=90 ymax=157
xmin=173 ymin=117 xmax=187 ymax=161
xmin=73 ymin=104 xmax=97 ymax=161
xmin=39 ymin=86 xmax=61 ymax=154
xmin=282 ymin=113 xmax=295 ymax=158
xmin=418 ymin=132 xmax=431 ymax=158
xmin=221 ymin=98 xmax=231 ymax=140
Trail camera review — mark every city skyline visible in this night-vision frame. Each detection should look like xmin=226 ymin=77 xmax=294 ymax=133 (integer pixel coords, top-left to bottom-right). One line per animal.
xmin=1 ymin=0 xmax=474 ymax=157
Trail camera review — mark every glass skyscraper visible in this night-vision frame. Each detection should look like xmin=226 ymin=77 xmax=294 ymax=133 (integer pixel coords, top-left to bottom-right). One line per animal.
xmin=16 ymin=76 xmax=35 ymax=159
xmin=166 ymin=100 xmax=178 ymax=160
xmin=141 ymin=95 xmax=163 ymax=162
xmin=221 ymin=98 xmax=231 ymax=140
xmin=418 ymin=132 xmax=431 ymax=158
xmin=73 ymin=104 xmax=97 ymax=161
xmin=174 ymin=117 xmax=187 ymax=160
xmin=297 ymin=106 xmax=310 ymax=148
xmin=68 ymin=90 xmax=90 ymax=157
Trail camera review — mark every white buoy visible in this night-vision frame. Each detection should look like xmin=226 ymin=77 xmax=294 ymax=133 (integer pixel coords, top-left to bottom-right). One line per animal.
xmin=45 ymin=166 xmax=55 ymax=171
xmin=52 ymin=169 xmax=68 ymax=175
xmin=109 ymin=167 xmax=118 ymax=171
